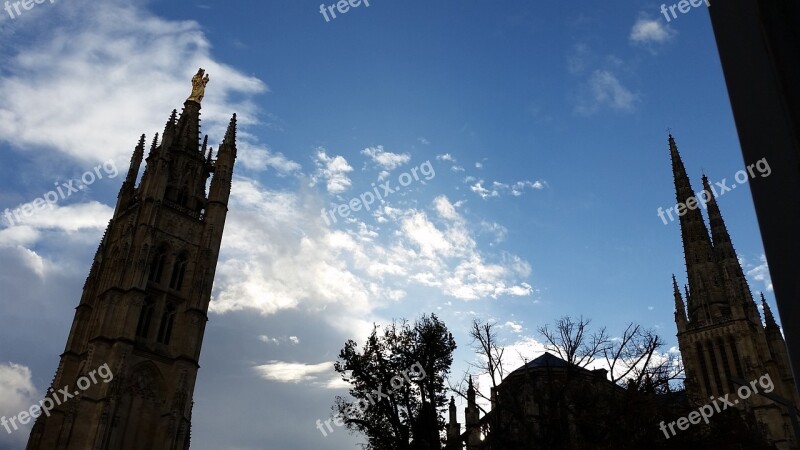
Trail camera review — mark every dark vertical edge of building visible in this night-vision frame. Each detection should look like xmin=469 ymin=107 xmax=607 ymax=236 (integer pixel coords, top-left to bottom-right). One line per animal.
xmin=706 ymin=0 xmax=800 ymax=393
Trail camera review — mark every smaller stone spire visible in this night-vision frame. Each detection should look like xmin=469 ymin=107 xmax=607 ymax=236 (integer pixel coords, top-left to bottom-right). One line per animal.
xmin=166 ymin=109 xmax=178 ymax=129
xmin=223 ymin=113 xmax=237 ymax=146
xmin=761 ymin=293 xmax=779 ymax=329
xmin=148 ymin=133 xmax=160 ymax=157
xmin=125 ymin=134 xmax=145 ymax=184
xmin=674 ymin=275 xmax=688 ymax=330
xmin=161 ymin=109 xmax=179 ymax=149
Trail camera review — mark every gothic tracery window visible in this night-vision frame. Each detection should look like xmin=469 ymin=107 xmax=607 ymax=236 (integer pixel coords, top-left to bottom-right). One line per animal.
xmin=148 ymin=244 xmax=168 ymax=283
xmin=169 ymin=253 xmax=189 ymax=291
xmin=136 ymin=297 xmax=155 ymax=338
xmin=157 ymin=303 xmax=177 ymax=345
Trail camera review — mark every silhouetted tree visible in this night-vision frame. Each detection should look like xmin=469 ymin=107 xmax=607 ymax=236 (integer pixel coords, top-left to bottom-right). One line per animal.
xmin=333 ymin=314 xmax=456 ymax=450
xmin=537 ymin=315 xmax=610 ymax=368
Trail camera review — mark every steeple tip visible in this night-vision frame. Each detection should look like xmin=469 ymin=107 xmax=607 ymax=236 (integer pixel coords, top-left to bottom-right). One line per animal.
xmin=223 ymin=114 xmax=237 ymax=144
xmin=761 ymin=293 xmax=778 ymax=328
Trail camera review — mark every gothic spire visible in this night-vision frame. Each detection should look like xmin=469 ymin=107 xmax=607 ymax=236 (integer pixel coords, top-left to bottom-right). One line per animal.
xmin=214 ymin=113 xmax=237 ymax=161
xmin=148 ymin=132 xmax=160 ymax=157
xmin=669 ymin=135 xmax=718 ymax=321
xmin=207 ymin=114 xmax=238 ymax=207
xmin=701 ymin=173 xmax=755 ymax=312
xmin=673 ymin=274 xmax=687 ymax=325
xmin=222 ymin=113 xmax=237 ymax=147
xmin=173 ymin=100 xmax=202 ymax=154
xmin=115 ymin=135 xmax=146 ymax=215
xmin=701 ymin=174 xmax=736 ymax=259
xmin=161 ymin=109 xmax=179 ymax=150
xmin=762 ymin=293 xmax=779 ymax=329
xmin=126 ymin=134 xmax=146 ymax=185
xmin=165 ymin=109 xmax=177 ymax=132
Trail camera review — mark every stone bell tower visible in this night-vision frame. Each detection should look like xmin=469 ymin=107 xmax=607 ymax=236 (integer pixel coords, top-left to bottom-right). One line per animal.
xmin=26 ymin=69 xmax=237 ymax=450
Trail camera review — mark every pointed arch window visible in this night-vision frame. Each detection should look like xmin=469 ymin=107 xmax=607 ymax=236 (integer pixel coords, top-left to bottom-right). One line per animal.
xmin=706 ymin=340 xmax=724 ymax=393
xmin=729 ymin=338 xmax=744 ymax=377
xmin=696 ymin=341 xmax=714 ymax=395
xmin=177 ymin=186 xmax=189 ymax=207
xmin=169 ymin=253 xmax=189 ymax=291
xmin=136 ymin=297 xmax=155 ymax=338
xmin=157 ymin=303 xmax=177 ymax=345
xmin=148 ymin=245 xmax=168 ymax=283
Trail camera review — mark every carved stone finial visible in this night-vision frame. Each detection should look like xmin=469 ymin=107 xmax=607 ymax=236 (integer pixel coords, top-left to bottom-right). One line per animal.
xmin=187 ymin=68 xmax=210 ymax=103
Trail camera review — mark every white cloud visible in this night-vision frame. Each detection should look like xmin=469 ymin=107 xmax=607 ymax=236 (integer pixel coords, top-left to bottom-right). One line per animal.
xmin=470 ymin=181 xmax=499 ymax=199
xmin=469 ymin=179 xmax=546 ymax=199
xmin=361 ymin=145 xmax=410 ymax=171
xmin=238 ymin=142 xmax=301 ymax=174
xmin=511 ymin=180 xmax=546 ymax=196
xmin=576 ymin=70 xmax=639 ymax=115
xmin=254 ymin=361 xmax=333 ymax=384
xmin=436 ymin=153 xmax=455 ymax=162
xmin=480 ymin=221 xmax=508 ymax=243
xmin=504 ymin=321 xmax=523 ymax=333
xmin=259 ymin=335 xmax=280 ymax=345
xmin=210 ymin=178 xmax=374 ymax=323
xmin=211 ymin=178 xmax=534 ymax=323
xmin=433 ymin=196 xmax=460 ymax=221
xmin=745 ymin=254 xmax=773 ymax=292
xmin=630 ymin=16 xmax=676 ymax=44
xmin=258 ymin=335 xmax=301 ymax=345
xmin=311 ymin=148 xmax=354 ymax=194
xmin=401 ymin=212 xmax=453 ymax=258
xmin=1 ymin=201 xmax=113 ymax=233
xmin=0 ymin=1 xmax=269 ymax=170
xmin=0 ymin=362 xmax=40 ymax=446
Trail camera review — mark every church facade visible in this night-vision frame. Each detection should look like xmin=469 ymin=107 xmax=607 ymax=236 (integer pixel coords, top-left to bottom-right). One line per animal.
xmin=26 ymin=70 xmax=237 ymax=450
xmin=668 ymin=135 xmax=799 ymax=449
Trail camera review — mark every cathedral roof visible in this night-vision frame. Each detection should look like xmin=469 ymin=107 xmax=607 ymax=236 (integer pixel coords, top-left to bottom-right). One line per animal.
xmin=509 ymin=351 xmax=585 ymax=376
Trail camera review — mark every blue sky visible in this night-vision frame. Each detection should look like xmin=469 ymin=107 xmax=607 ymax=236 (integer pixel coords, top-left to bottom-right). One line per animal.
xmin=0 ymin=0 xmax=776 ymax=448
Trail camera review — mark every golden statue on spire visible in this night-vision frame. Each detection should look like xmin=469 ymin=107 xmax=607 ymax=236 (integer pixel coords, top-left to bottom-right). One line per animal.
xmin=188 ymin=68 xmax=210 ymax=103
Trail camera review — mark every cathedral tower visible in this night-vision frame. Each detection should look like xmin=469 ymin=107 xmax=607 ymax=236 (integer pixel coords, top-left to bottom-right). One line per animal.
xmin=26 ymin=69 xmax=237 ymax=450
xmin=668 ymin=135 xmax=799 ymax=449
